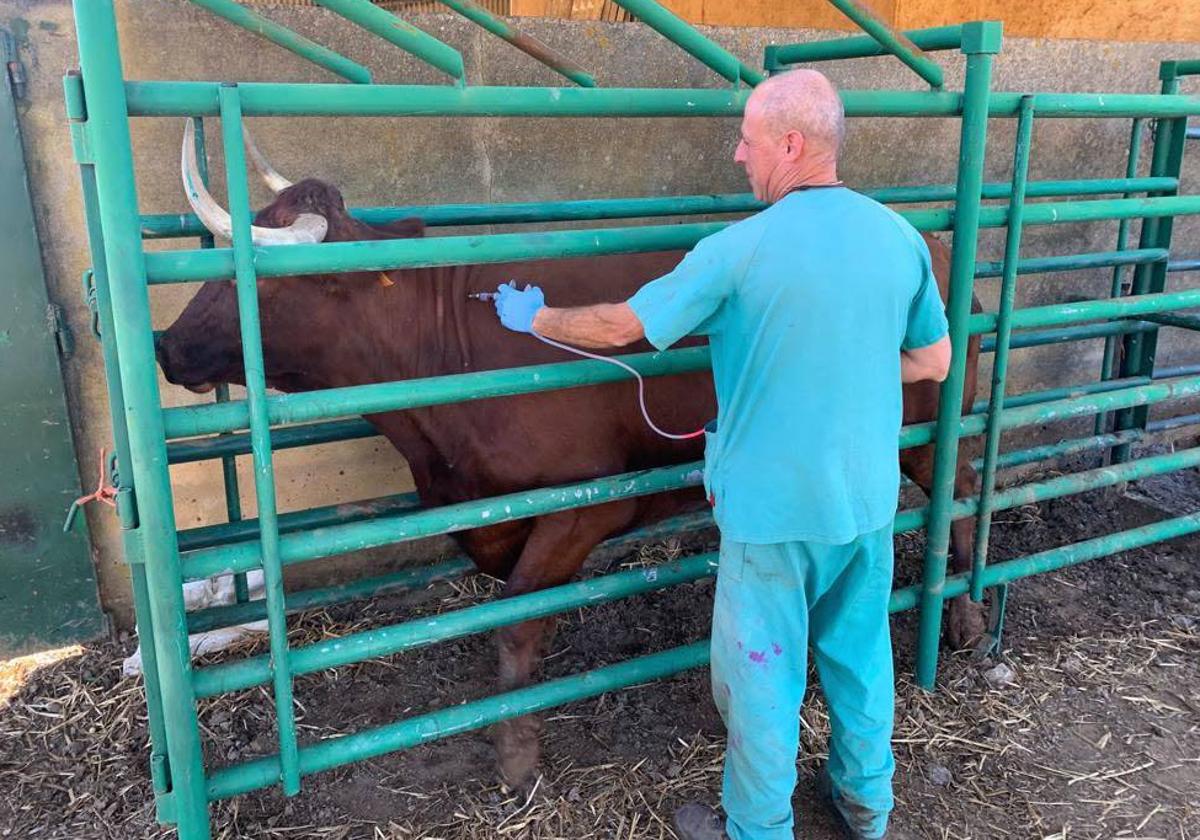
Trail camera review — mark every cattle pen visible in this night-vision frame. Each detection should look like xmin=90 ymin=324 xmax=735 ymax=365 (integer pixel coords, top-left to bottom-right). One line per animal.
xmin=60 ymin=0 xmax=1200 ymax=837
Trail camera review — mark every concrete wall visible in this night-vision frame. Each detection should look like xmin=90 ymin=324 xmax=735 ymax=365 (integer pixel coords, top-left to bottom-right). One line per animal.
xmin=3 ymin=1 xmax=1198 ymax=628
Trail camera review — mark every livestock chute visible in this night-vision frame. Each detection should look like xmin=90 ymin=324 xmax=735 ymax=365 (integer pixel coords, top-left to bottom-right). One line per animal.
xmin=64 ymin=1 xmax=1200 ymax=836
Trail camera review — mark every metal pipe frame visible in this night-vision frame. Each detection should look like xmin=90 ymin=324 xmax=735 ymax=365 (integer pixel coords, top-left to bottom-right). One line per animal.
xmin=766 ymin=24 xmax=965 ymax=70
xmin=138 ymin=194 xmax=1200 ymax=286
xmin=1097 ymin=117 xmax=1148 ymax=436
xmin=137 ymin=176 xmax=1179 ymax=241
xmin=971 ymin=95 xmax=1034 ymax=601
xmin=120 ymin=82 xmax=1200 ymax=119
xmin=66 ymin=1 xmax=1200 ymax=834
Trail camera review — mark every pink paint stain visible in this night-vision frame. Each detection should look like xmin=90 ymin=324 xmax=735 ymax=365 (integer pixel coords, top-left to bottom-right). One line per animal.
xmin=772 ymin=643 xmax=783 ymax=656
xmin=748 ymin=650 xmax=767 ymax=664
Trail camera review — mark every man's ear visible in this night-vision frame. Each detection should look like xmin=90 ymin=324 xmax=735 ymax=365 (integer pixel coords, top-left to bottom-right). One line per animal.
xmin=783 ymin=129 xmax=805 ymax=161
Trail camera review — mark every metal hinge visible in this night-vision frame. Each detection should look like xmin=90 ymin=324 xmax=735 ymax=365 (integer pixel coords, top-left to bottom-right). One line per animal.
xmin=1 ymin=28 xmax=26 ymax=100
xmin=47 ymin=302 xmax=74 ymax=360
xmin=81 ymin=268 xmax=102 ymax=338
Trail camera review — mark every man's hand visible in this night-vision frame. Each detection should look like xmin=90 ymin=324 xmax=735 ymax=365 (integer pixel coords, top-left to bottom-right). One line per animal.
xmin=494 ymin=281 xmax=545 ymax=334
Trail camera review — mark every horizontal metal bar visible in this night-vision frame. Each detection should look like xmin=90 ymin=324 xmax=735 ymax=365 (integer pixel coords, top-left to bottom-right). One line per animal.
xmin=186 ymin=557 xmax=474 ymax=633
xmin=1140 ymin=311 xmax=1200 ymax=330
xmin=1170 ymin=60 xmax=1200 ymax=78
xmin=1155 ymin=363 xmax=1200 ymax=379
xmin=970 ymin=282 xmax=1200 ymax=335
xmin=162 ymin=345 xmax=711 ymax=440
xmin=177 ymin=491 xmax=420 ymax=552
xmin=898 ymin=375 xmax=1200 ymax=450
xmin=206 ymin=638 xmax=709 ymax=800
xmin=894 ymin=444 xmax=1200 ymax=534
xmin=168 ymin=418 xmax=376 ymax=463
xmin=1169 ymin=259 xmax=1200 ymax=272
xmin=121 ymin=82 xmax=1200 ymax=119
xmin=970 ymin=376 xmax=1151 ymax=415
xmin=185 ymin=0 xmax=372 ymax=84
xmin=193 ymin=552 xmax=716 ymax=696
xmin=139 ymin=178 xmax=1178 ymax=241
xmin=1142 ymin=412 xmax=1200 ymax=432
xmin=974 ymin=248 xmax=1169 ymax=279
xmin=187 ymin=506 xmax=717 ymax=633
xmin=766 ymin=24 xmax=964 ymax=68
xmin=1187 ymin=127 xmax=1200 ymax=140
xmin=178 ymin=377 xmax=1200 ymax=582
xmin=1147 ymin=412 xmax=1200 ymax=432
xmin=982 ymin=320 xmax=1155 ymax=353
xmin=143 ymin=220 xmax=730 ymax=283
xmin=140 ymin=196 xmax=1200 ymax=285
xmin=181 ymin=461 xmax=704 ymax=579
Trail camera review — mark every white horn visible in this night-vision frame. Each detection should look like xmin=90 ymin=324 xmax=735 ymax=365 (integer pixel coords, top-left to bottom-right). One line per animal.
xmin=242 ymin=124 xmax=293 ymax=195
xmin=181 ymin=118 xmax=327 ymax=246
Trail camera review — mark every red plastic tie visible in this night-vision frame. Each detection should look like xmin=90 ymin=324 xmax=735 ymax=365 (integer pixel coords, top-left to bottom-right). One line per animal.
xmin=74 ymin=448 xmax=118 ymax=511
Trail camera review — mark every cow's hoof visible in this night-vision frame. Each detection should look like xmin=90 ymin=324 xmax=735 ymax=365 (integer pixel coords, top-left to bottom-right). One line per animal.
xmin=946 ymin=594 xmax=988 ymax=650
xmin=495 ymin=714 xmax=542 ymax=791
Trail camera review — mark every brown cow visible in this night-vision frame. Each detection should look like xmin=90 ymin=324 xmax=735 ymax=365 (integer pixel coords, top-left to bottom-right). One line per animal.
xmin=157 ymin=129 xmax=984 ymax=787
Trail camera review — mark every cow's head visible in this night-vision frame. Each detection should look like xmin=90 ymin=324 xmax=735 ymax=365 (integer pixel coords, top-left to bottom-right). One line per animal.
xmin=155 ymin=120 xmax=424 ymax=394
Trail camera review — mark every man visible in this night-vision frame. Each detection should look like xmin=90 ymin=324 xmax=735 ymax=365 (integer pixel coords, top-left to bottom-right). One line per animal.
xmin=490 ymin=69 xmax=950 ymax=840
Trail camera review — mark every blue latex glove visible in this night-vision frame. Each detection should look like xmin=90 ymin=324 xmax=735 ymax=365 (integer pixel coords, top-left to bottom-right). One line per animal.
xmin=494 ymin=281 xmax=545 ymax=334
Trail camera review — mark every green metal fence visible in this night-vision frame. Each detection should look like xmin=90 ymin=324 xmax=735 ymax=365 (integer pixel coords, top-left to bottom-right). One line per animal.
xmin=63 ymin=1 xmax=1200 ymax=836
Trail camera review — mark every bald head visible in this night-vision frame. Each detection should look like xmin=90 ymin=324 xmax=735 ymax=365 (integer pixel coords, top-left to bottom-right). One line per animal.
xmin=748 ymin=69 xmax=845 ymax=157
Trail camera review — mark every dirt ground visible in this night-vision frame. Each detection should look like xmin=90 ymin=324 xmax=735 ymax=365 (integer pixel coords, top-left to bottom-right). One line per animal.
xmin=2 ymin=460 xmax=1199 ymax=840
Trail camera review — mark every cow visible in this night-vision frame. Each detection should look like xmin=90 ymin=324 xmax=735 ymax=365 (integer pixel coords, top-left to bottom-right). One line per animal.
xmin=156 ymin=122 xmax=985 ymax=788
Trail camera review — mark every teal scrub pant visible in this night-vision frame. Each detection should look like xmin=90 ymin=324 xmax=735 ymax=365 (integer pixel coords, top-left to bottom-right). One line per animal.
xmin=710 ymin=525 xmax=896 ymax=839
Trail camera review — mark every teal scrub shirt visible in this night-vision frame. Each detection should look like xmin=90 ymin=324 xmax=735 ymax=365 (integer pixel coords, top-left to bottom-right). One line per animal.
xmin=628 ymin=187 xmax=949 ymax=545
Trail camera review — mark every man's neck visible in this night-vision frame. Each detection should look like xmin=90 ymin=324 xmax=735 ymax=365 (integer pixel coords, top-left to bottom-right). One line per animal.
xmin=767 ymin=160 xmax=840 ymax=203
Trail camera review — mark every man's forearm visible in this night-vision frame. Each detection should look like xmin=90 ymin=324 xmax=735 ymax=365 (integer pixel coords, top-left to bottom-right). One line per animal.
xmin=531 ymin=303 xmax=645 ymax=349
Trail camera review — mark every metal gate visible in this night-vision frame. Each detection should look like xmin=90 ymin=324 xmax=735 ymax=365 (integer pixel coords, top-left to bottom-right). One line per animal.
xmin=65 ymin=1 xmax=1200 ymax=836
xmin=0 ymin=26 xmax=106 ymax=656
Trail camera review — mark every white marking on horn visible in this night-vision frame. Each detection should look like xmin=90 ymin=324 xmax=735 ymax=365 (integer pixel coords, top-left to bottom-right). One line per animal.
xmin=181 ymin=118 xmax=327 ymax=246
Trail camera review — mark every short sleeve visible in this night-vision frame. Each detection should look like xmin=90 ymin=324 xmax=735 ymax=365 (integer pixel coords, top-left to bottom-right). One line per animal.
xmin=627 ymin=229 xmax=744 ymax=351
xmin=902 ymin=236 xmax=950 ymax=351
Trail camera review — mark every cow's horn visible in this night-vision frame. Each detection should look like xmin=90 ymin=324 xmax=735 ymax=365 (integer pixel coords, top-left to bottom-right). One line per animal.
xmin=181 ymin=118 xmax=327 ymax=246
xmin=241 ymin=125 xmax=293 ymax=195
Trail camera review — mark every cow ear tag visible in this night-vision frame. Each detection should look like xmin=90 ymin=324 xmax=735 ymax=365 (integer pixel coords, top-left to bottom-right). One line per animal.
xmin=378 ymin=272 xmax=395 ymax=287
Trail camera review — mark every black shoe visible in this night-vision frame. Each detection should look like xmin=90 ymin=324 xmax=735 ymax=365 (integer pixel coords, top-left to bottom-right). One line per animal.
xmin=672 ymin=802 xmax=729 ymax=840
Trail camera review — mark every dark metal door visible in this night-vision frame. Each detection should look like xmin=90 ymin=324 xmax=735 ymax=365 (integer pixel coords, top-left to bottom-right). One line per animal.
xmin=0 ymin=29 xmax=106 ymax=656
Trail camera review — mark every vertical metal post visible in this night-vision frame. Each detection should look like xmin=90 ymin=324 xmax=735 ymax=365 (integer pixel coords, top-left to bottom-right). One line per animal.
xmin=1095 ymin=117 xmax=1146 ymax=436
xmin=215 ymin=87 xmax=302 ymax=795
xmin=970 ymin=96 xmax=1034 ymax=603
xmin=70 ymin=3 xmax=211 ymax=837
xmin=1112 ymin=63 xmax=1189 ymax=462
xmin=191 ymin=117 xmax=249 ymax=603
xmin=914 ymin=21 xmax=1001 ymax=690
xmin=67 ymin=70 xmax=173 ymax=807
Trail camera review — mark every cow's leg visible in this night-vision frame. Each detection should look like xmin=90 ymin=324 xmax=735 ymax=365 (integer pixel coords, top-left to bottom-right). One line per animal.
xmin=494 ymin=501 xmax=637 ymax=789
xmin=899 ymin=444 xmax=986 ymax=650
xmin=945 ymin=457 xmax=987 ymax=649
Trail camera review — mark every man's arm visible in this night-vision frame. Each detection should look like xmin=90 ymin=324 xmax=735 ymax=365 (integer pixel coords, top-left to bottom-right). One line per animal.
xmin=901 ymin=335 xmax=951 ymax=383
xmin=530 ymin=303 xmax=644 ymax=349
